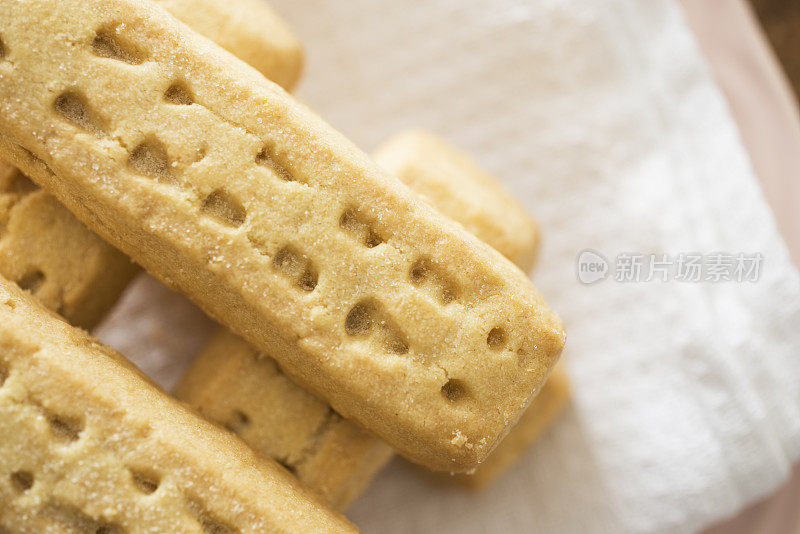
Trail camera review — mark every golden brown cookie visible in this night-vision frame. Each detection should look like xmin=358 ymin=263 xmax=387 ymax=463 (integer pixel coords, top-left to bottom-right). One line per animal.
xmin=0 ymin=277 xmax=356 ymax=533
xmin=0 ymin=161 xmax=138 ymax=329
xmin=174 ymin=329 xmax=393 ymax=510
xmin=0 ymin=0 xmax=302 ymax=329
xmin=373 ymin=131 xmax=540 ymax=272
xmin=449 ymin=363 xmax=570 ymax=488
xmin=176 ymin=131 xmax=567 ymax=504
xmin=0 ymin=0 xmax=564 ymax=471
xmin=153 ymin=0 xmax=303 ymax=90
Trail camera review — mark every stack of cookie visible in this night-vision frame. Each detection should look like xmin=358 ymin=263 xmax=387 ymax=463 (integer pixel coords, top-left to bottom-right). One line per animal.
xmin=0 ymin=0 xmax=568 ymax=531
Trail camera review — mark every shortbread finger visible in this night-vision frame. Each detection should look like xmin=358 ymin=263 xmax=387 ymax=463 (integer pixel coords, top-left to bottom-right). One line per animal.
xmin=0 ymin=0 xmax=565 ymax=471
xmin=451 ymin=363 xmax=570 ymax=488
xmin=373 ymin=131 xmax=540 ymax=272
xmin=153 ymin=0 xmax=303 ymax=90
xmin=0 ymin=0 xmax=299 ymax=328
xmin=375 ymin=132 xmax=565 ymax=484
xmin=176 ymin=131 xmax=558 ymax=505
xmin=0 ymin=278 xmax=356 ymax=533
xmin=0 ymin=161 xmax=138 ymax=329
xmin=174 ymin=329 xmax=394 ymax=510
xmin=180 ymin=334 xmax=570 ymax=504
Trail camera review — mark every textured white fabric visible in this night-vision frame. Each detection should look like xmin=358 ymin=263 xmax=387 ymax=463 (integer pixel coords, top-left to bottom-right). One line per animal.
xmin=95 ymin=0 xmax=800 ymax=532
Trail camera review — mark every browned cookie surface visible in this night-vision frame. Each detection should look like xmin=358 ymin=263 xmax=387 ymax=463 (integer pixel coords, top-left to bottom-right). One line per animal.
xmin=0 ymin=277 xmax=356 ymax=533
xmin=0 ymin=0 xmax=564 ymax=470
xmin=177 ymin=131 xmax=565 ymax=504
xmin=0 ymin=161 xmax=138 ymax=329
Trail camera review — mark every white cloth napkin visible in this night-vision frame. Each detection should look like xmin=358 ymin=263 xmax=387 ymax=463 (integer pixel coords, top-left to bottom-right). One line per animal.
xmin=96 ymin=0 xmax=800 ymax=532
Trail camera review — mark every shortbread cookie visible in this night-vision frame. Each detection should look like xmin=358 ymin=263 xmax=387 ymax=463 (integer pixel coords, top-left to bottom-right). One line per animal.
xmin=0 ymin=0 xmax=300 ymax=330
xmin=0 ymin=0 xmax=565 ymax=471
xmin=373 ymin=131 xmax=540 ymax=272
xmin=174 ymin=329 xmax=393 ymax=510
xmin=153 ymin=0 xmax=303 ymax=90
xmin=450 ymin=363 xmax=570 ymax=488
xmin=0 ymin=277 xmax=356 ymax=533
xmin=176 ymin=132 xmax=562 ymax=504
xmin=0 ymin=161 xmax=138 ymax=329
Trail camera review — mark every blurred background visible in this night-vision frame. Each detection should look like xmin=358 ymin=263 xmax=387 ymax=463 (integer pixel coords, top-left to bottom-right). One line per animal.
xmin=681 ymin=0 xmax=800 ymax=531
